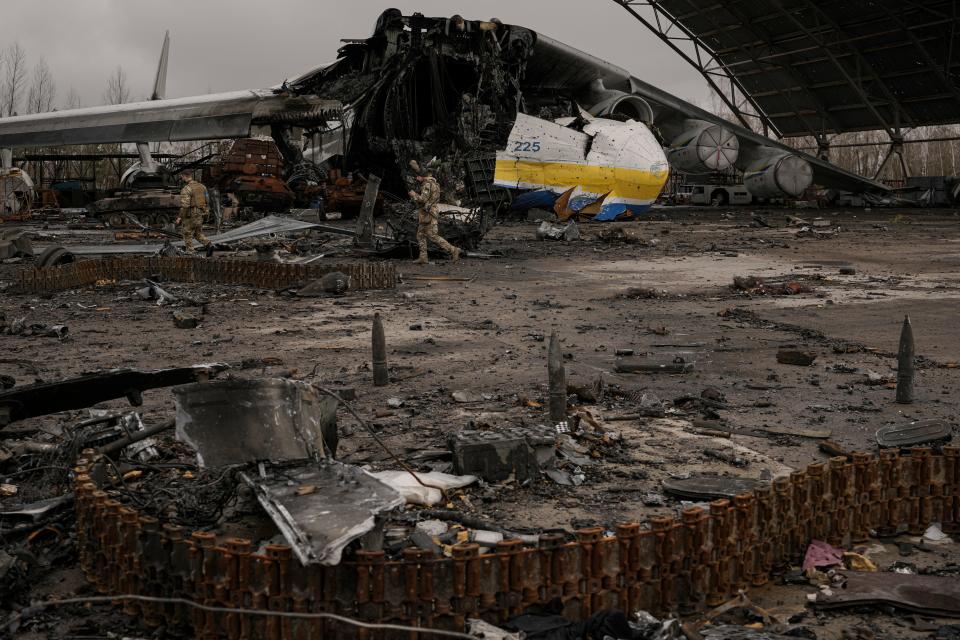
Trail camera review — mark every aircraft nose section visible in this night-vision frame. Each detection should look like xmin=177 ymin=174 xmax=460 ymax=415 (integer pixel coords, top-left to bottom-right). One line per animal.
xmin=594 ymin=123 xmax=669 ymax=220
xmin=612 ymin=125 xmax=669 ymax=195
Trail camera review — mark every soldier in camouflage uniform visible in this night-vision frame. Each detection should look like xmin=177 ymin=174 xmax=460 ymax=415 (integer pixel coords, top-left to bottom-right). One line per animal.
xmin=176 ymin=171 xmax=211 ymax=251
xmin=408 ymin=168 xmax=460 ymax=264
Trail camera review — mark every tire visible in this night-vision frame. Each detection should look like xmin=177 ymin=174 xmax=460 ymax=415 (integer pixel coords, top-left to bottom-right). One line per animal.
xmin=710 ymin=189 xmax=730 ymax=206
xmin=37 ymin=245 xmax=75 ymax=267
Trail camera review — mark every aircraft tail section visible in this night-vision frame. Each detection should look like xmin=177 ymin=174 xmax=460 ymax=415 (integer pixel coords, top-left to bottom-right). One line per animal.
xmin=152 ymin=31 xmax=170 ymax=101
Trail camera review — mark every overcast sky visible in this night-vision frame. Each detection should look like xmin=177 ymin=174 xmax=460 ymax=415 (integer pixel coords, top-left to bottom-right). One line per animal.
xmin=2 ymin=1 xmax=714 ymax=110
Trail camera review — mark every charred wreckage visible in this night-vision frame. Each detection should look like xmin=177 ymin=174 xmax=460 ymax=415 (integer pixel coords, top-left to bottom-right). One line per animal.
xmin=3 ymin=9 xmax=955 ymax=640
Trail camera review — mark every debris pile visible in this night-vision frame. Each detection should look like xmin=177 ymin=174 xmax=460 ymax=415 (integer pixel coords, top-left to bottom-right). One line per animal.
xmin=59 ymin=442 xmax=960 ymax=638
xmin=732 ymin=275 xmax=813 ymax=296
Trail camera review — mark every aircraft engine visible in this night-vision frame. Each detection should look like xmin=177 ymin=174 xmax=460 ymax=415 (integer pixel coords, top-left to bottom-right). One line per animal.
xmin=583 ymin=79 xmax=653 ymax=123
xmin=743 ymin=153 xmax=813 ymax=199
xmin=666 ymin=120 xmax=739 ymax=173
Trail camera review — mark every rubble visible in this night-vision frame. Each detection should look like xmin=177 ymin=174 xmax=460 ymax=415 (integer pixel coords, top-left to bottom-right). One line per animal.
xmin=3 ymin=182 xmax=960 ymax=640
xmin=536 ymin=220 xmax=581 ymax=241
xmin=0 ymin=229 xmax=33 ymax=260
xmin=776 ymin=348 xmax=817 ymax=366
xmin=171 ymin=309 xmax=198 ymax=329
xmin=295 ymin=270 xmax=350 ymax=296
xmin=732 ymin=276 xmax=813 ymax=296
xmin=615 ymin=357 xmax=695 ymax=374
xmin=2 ymin=7 xmax=960 ymax=636
xmin=449 ymin=425 xmax=557 ymax=482
xmin=17 ymin=255 xmax=398 ymax=294
xmin=67 ymin=440 xmax=955 ymax=640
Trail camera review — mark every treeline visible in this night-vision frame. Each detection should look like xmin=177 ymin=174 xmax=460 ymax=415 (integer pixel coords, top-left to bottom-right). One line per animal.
xmin=0 ymin=41 xmax=130 ymax=116
xmin=0 ymin=41 xmax=200 ymax=192
xmin=785 ymin=126 xmax=960 ymax=183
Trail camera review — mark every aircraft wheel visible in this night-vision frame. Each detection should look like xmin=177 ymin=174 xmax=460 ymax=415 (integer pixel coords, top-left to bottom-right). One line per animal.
xmin=710 ymin=189 xmax=729 ymax=206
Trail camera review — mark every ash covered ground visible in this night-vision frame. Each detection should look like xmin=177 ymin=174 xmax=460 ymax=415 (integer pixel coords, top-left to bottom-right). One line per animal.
xmin=2 ymin=207 xmax=960 ymax=639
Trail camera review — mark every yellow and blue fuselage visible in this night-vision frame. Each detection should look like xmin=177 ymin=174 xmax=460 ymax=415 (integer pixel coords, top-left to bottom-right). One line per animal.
xmin=494 ymin=114 xmax=669 ymax=220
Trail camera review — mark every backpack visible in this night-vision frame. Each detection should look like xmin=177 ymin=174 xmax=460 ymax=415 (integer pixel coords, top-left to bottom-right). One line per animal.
xmin=190 ymin=182 xmax=209 ymax=213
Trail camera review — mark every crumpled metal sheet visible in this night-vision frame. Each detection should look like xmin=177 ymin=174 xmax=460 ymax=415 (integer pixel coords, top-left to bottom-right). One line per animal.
xmin=174 ymin=378 xmax=337 ymax=468
xmin=39 ymin=215 xmax=327 ymax=256
xmin=241 ymin=460 xmax=404 ymax=566
xmin=202 ymin=215 xmax=322 ymax=244
xmin=813 ymin=571 xmax=960 ymax=617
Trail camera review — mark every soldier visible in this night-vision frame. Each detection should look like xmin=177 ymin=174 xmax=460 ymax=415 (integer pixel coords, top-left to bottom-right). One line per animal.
xmin=408 ymin=168 xmax=460 ymax=265
xmin=176 ymin=170 xmax=211 ymax=251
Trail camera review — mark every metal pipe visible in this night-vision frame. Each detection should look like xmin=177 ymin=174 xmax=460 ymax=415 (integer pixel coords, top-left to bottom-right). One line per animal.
xmin=97 ymin=419 xmax=175 ymax=456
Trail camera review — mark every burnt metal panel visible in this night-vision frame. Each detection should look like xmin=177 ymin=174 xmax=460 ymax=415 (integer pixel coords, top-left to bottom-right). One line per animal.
xmin=174 ymin=378 xmax=339 ymax=467
xmin=814 ymin=571 xmax=960 ymax=617
xmin=240 ymin=461 xmax=404 ymax=566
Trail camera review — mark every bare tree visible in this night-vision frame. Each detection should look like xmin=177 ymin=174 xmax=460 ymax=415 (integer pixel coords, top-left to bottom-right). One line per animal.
xmin=103 ymin=66 xmax=131 ymax=106
xmin=1 ymin=42 xmax=28 ymax=117
xmin=26 ymin=57 xmax=56 ymax=114
xmin=62 ymin=86 xmax=82 ymax=110
xmin=101 ymin=66 xmax=133 ymax=188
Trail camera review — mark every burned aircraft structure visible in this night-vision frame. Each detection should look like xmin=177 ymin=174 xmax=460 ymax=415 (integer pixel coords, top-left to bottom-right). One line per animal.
xmin=291 ymin=11 xmax=887 ymax=217
xmin=0 ymin=10 xmax=887 ymax=224
xmin=292 ymin=10 xmax=531 ymax=209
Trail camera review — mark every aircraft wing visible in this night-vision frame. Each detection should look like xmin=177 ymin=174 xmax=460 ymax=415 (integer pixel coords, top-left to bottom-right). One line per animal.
xmin=524 ymin=33 xmax=890 ymax=193
xmin=0 ymin=90 xmax=341 ymax=149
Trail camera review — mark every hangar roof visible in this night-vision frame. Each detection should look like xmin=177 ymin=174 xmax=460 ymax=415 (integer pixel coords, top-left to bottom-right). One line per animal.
xmin=620 ymin=0 xmax=960 ymax=138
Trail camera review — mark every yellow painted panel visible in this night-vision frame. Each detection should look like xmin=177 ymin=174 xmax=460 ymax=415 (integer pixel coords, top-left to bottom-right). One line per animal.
xmin=495 ymin=159 xmax=667 ymax=200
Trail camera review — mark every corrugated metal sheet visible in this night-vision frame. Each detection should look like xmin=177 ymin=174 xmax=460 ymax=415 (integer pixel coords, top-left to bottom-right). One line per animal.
xmin=652 ymin=0 xmax=960 ymax=136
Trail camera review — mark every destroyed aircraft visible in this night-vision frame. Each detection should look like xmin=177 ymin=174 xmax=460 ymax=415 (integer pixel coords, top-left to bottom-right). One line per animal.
xmin=0 ymin=10 xmax=889 ymax=223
